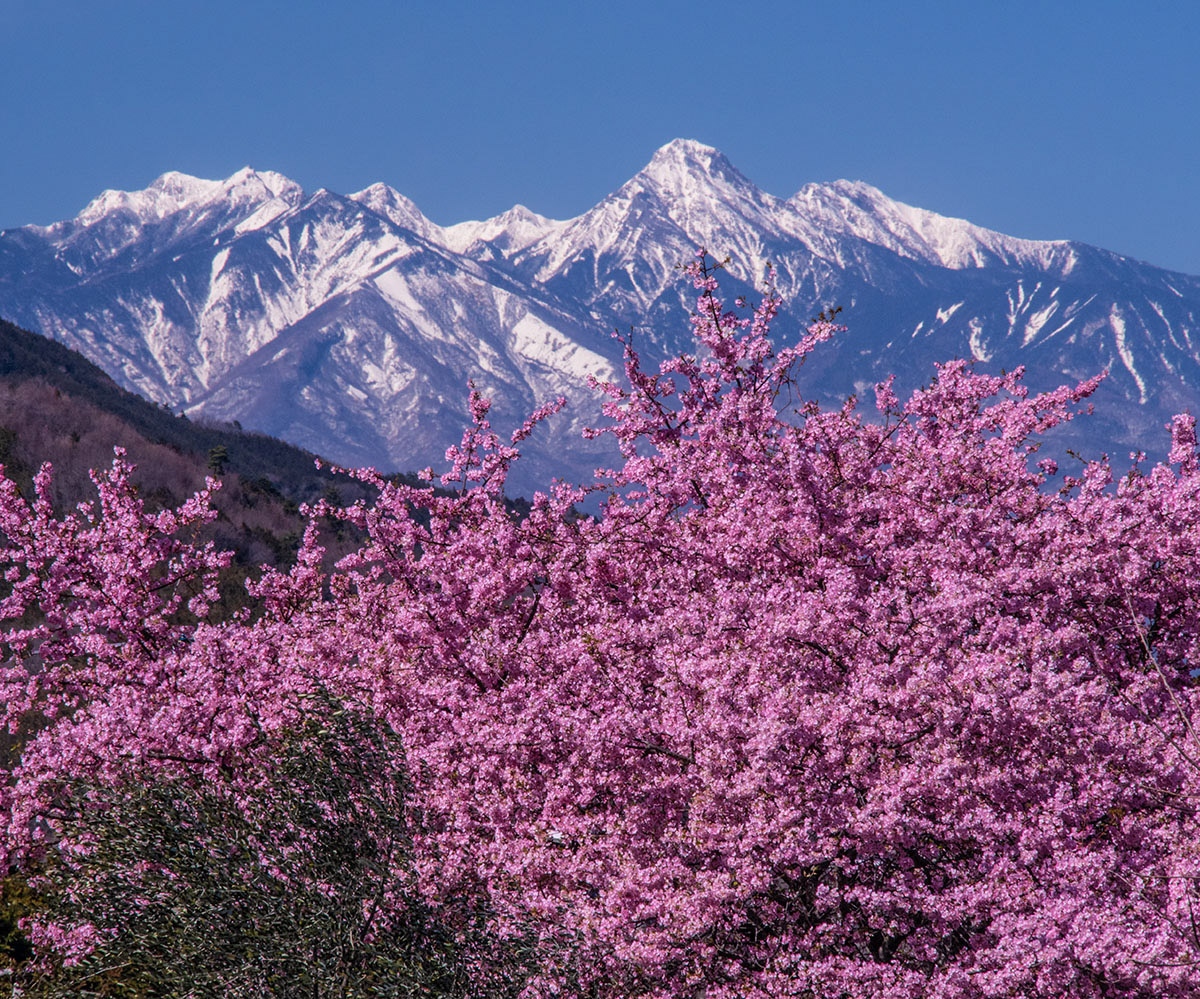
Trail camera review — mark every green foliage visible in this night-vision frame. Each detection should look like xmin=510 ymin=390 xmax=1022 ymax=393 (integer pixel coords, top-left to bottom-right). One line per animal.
xmin=16 ymin=691 xmax=533 ymax=998
xmin=206 ymin=444 xmax=229 ymax=476
xmin=1 ymin=873 xmax=37 ymax=970
xmin=0 ymin=425 xmax=32 ymax=496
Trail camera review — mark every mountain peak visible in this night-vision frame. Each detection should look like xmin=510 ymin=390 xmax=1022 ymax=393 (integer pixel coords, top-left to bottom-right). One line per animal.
xmin=76 ymin=171 xmax=222 ymax=225
xmin=644 ymin=138 xmax=734 ymax=178
xmin=148 ymin=170 xmax=224 ymax=202
xmin=635 ymin=139 xmax=757 ymax=204
xmin=348 ymin=182 xmax=438 ymax=239
xmin=440 ymin=202 xmax=562 ymax=254
xmin=220 ymin=167 xmax=303 ymax=203
xmin=349 ymin=181 xmax=422 ymax=215
xmin=498 ymin=204 xmax=556 ymax=225
xmin=650 ymin=137 xmax=721 ymax=161
xmin=353 ymin=181 xmax=402 ymax=200
xmin=72 ymin=168 xmax=302 ymax=230
xmin=790 ymin=178 xmax=1073 ymax=271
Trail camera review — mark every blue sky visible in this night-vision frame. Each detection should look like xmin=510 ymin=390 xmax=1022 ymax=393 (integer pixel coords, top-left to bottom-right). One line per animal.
xmin=3 ymin=0 xmax=1198 ymax=273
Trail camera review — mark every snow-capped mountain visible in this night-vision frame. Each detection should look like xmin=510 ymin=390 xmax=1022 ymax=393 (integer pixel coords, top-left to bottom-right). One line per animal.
xmin=3 ymin=138 xmax=1199 ymax=488
xmin=0 ymin=168 xmax=619 ymax=492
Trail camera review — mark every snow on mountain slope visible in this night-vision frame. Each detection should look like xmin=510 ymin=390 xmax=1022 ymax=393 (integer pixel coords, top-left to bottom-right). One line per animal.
xmin=347 ymin=182 xmax=442 ymax=243
xmin=2 ymin=141 xmax=1200 ymax=487
xmin=513 ymin=139 xmax=805 ymax=318
xmin=787 ymin=178 xmax=1080 ymax=273
xmin=441 ymin=205 xmax=565 ymax=255
xmin=36 ymin=168 xmax=305 ymax=275
xmin=0 ymin=168 xmax=621 ymax=490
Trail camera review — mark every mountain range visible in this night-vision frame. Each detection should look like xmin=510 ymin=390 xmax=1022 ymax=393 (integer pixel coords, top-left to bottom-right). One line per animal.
xmin=3 ymin=138 xmax=1199 ymax=489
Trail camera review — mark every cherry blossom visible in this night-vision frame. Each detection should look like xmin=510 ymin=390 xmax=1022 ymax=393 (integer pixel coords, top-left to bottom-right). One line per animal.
xmin=4 ymin=253 xmax=1199 ymax=998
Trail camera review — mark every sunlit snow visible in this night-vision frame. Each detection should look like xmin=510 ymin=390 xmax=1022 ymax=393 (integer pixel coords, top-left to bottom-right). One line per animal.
xmin=510 ymin=313 xmax=616 ymax=382
xmin=5 ymin=142 xmax=1200 ymax=487
xmin=1110 ymin=305 xmax=1148 ymax=403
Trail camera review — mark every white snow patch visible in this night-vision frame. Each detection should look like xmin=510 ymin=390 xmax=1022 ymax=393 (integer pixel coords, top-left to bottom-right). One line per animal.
xmin=361 ymin=358 xmax=416 ymax=396
xmin=1149 ymin=302 xmax=1187 ymax=352
xmin=1022 ymin=301 xmax=1058 ymax=346
xmin=373 ymin=269 xmax=423 ymax=313
xmin=510 ymin=313 xmax=616 ymax=381
xmin=210 ymin=248 xmax=231 ymax=284
xmin=968 ymin=318 xmax=990 ymax=362
xmin=1109 ymin=304 xmax=1147 ymax=403
xmin=936 ymin=302 xmax=963 ymax=325
xmin=346 ymin=384 xmax=368 ymax=403
xmin=235 ymin=198 xmax=291 ymax=235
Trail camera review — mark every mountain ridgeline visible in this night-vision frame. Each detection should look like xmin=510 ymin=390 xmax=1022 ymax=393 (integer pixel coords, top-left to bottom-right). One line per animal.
xmin=3 ymin=139 xmax=1199 ymax=488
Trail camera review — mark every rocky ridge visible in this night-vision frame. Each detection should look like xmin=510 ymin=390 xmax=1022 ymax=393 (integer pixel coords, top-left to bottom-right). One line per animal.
xmin=3 ymin=139 xmax=1198 ymax=487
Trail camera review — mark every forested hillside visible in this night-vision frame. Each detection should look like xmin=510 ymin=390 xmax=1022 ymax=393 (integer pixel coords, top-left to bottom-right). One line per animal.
xmin=0 ymin=315 xmax=374 ymax=508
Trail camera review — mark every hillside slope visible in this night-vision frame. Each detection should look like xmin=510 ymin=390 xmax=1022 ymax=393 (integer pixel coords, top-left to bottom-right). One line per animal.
xmin=0 ymin=316 xmax=382 ymax=574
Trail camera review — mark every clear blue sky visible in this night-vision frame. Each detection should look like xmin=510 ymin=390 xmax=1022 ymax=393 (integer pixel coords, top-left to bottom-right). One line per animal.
xmin=3 ymin=0 xmax=1198 ymax=274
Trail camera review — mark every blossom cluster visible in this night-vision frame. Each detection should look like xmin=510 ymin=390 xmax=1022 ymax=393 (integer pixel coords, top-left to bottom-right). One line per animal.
xmin=3 ymin=253 xmax=1200 ymax=998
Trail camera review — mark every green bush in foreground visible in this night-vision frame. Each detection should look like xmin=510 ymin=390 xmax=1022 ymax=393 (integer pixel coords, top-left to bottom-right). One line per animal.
xmin=14 ymin=691 xmax=535 ymax=999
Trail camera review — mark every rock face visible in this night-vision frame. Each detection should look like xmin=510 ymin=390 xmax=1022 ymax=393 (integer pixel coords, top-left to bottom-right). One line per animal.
xmin=3 ymin=138 xmax=1199 ymax=488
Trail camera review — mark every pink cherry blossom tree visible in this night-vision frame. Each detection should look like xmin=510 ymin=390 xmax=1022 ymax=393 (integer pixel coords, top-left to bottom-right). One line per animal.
xmin=3 ymin=253 xmax=1199 ymax=998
